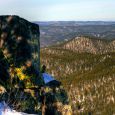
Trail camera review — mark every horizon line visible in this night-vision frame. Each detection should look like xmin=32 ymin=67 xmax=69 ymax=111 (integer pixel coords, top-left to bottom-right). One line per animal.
xmin=33 ymin=20 xmax=115 ymax=22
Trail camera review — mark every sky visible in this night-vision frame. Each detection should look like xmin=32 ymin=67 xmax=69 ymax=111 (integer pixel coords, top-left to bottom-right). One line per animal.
xmin=0 ymin=0 xmax=115 ymax=21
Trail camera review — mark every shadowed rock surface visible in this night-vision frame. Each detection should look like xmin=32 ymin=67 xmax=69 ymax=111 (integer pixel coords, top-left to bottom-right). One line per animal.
xmin=0 ymin=15 xmax=41 ymax=85
xmin=0 ymin=15 xmax=40 ymax=68
xmin=0 ymin=15 xmax=42 ymax=113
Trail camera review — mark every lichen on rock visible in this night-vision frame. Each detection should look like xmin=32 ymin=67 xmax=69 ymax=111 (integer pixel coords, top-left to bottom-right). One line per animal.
xmin=0 ymin=15 xmax=43 ymax=113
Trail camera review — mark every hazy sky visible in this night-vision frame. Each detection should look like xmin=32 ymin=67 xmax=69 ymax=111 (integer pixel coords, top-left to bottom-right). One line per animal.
xmin=0 ymin=0 xmax=115 ymax=21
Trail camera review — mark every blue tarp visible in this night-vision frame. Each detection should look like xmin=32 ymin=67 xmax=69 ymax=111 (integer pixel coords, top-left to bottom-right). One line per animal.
xmin=42 ymin=73 xmax=55 ymax=84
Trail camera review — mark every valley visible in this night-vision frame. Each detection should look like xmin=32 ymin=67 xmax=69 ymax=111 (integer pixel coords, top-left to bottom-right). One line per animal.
xmin=35 ymin=21 xmax=115 ymax=47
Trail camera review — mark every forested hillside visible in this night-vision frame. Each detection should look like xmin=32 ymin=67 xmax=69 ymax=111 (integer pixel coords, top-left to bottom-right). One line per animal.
xmin=40 ymin=37 xmax=115 ymax=114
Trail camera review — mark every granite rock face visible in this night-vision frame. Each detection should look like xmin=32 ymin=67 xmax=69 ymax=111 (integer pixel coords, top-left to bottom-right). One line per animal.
xmin=0 ymin=15 xmax=41 ymax=85
xmin=0 ymin=15 xmax=44 ymax=114
xmin=0 ymin=15 xmax=40 ymax=67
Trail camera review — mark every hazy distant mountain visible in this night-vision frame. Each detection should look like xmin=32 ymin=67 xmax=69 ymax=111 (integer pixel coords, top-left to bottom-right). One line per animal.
xmin=35 ymin=21 xmax=115 ymax=26
xmin=34 ymin=21 xmax=115 ymax=47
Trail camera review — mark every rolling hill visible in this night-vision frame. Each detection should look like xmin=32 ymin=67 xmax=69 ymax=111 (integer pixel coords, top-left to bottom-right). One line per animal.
xmin=54 ymin=36 xmax=115 ymax=54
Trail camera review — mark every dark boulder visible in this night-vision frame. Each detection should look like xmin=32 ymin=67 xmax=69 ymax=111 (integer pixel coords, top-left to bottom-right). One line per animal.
xmin=0 ymin=15 xmax=41 ymax=86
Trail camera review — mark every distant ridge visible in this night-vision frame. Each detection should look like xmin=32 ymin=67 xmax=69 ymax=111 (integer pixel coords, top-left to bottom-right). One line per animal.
xmin=35 ymin=21 xmax=115 ymax=47
xmin=35 ymin=21 xmax=115 ymax=26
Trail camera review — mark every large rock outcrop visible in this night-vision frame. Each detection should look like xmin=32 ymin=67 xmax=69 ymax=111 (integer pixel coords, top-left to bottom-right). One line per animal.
xmin=0 ymin=15 xmax=72 ymax=115
xmin=0 ymin=15 xmax=42 ymax=113
xmin=0 ymin=15 xmax=41 ymax=85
